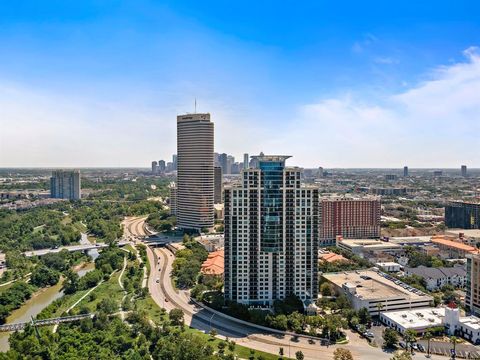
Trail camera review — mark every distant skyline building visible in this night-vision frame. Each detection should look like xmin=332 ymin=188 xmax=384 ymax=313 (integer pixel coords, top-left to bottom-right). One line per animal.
xmin=445 ymin=201 xmax=480 ymax=229
xmin=227 ymin=155 xmax=235 ymax=174
xmin=318 ymin=167 xmax=324 ymax=177
xmin=403 ymin=166 xmax=409 ymax=177
xmin=224 ymin=155 xmax=319 ymax=306
xmin=462 ymin=165 xmax=468 ymax=177
xmin=176 ymin=113 xmax=214 ymax=231
xmin=172 ymin=154 xmax=178 ymax=171
xmin=151 ymin=161 xmax=158 ymax=174
xmin=319 ymin=196 xmax=381 ymax=247
xmin=50 ymin=170 xmax=81 ymax=200
xmin=243 ymin=153 xmax=249 ymax=170
xmin=158 ymin=160 xmax=166 ymax=172
xmin=214 ymin=166 xmax=223 ymax=204
xmin=385 ymin=174 xmax=398 ymax=181
xmin=219 ymin=153 xmax=229 ymax=175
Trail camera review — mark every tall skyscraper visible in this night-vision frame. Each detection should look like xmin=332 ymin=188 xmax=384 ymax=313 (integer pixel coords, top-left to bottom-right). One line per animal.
xmin=319 ymin=196 xmax=381 ymax=247
xmin=243 ymin=153 xmax=249 ymax=170
xmin=227 ymin=155 xmax=235 ymax=174
xmin=462 ymin=165 xmax=468 ymax=177
xmin=176 ymin=113 xmax=214 ymax=231
xmin=224 ymin=155 xmax=319 ymax=306
xmin=403 ymin=166 xmax=409 ymax=177
xmin=219 ymin=153 xmax=229 ymax=174
xmin=214 ymin=166 xmax=223 ymax=204
xmin=50 ymin=170 xmax=81 ymax=200
xmin=158 ymin=160 xmax=166 ymax=173
xmin=172 ymin=154 xmax=178 ymax=171
xmin=151 ymin=161 xmax=158 ymax=174
xmin=318 ymin=167 xmax=324 ymax=177
xmin=445 ymin=202 xmax=480 ymax=229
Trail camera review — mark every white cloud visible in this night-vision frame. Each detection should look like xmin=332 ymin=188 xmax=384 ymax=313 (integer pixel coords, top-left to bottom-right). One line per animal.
xmin=1 ymin=48 xmax=480 ymax=168
xmin=289 ymin=47 xmax=480 ymax=167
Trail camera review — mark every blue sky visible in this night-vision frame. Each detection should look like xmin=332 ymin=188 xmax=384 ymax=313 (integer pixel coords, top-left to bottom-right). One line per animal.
xmin=0 ymin=0 xmax=479 ymax=167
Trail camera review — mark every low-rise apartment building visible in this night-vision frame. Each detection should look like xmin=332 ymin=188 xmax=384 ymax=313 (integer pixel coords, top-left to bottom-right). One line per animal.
xmin=404 ymin=265 xmax=467 ymax=291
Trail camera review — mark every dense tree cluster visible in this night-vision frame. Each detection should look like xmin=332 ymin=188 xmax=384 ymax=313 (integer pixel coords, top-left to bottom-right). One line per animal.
xmin=0 ymin=282 xmax=35 ymax=324
xmin=30 ymin=265 xmax=60 ymax=288
xmin=146 ymin=210 xmax=176 ymax=232
xmin=82 ymin=178 xmax=170 ymax=202
xmin=172 ymin=235 xmax=208 ymax=288
xmin=1 ymin=309 xmax=239 ymax=360
xmin=321 ymin=247 xmax=372 ymax=273
xmin=0 ymin=207 xmax=81 ymax=252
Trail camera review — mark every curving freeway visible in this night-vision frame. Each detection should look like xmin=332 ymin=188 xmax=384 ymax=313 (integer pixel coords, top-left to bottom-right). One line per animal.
xmin=132 ymin=214 xmax=445 ymax=360
xmin=146 ymin=245 xmax=428 ymax=360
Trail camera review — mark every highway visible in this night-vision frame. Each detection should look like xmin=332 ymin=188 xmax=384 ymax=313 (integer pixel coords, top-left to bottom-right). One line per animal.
xmin=131 ymin=214 xmax=447 ymax=360
xmin=147 ymin=245 xmax=428 ymax=360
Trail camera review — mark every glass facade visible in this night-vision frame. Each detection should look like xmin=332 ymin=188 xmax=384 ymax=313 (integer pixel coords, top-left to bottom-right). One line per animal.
xmin=259 ymin=160 xmax=285 ymax=252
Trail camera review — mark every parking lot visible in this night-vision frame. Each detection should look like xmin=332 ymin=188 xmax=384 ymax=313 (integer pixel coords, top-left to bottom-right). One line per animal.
xmin=358 ymin=322 xmax=480 ymax=359
xmin=417 ymin=339 xmax=480 ymax=359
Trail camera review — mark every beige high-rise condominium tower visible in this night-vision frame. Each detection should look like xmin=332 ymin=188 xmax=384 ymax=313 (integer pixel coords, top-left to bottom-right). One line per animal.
xmin=176 ymin=113 xmax=214 ymax=231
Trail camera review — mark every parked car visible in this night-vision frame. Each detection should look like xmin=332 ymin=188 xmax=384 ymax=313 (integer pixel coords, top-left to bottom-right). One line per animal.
xmin=399 ymin=341 xmax=406 ymax=349
xmin=417 ymin=344 xmax=425 ymax=352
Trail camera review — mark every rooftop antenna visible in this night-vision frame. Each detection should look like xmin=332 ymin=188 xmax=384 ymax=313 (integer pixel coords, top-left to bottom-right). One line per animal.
xmin=194 ymin=98 xmax=197 ymax=114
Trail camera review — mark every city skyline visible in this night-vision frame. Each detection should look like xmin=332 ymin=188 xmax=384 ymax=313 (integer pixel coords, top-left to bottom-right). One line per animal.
xmin=1 ymin=1 xmax=480 ymax=168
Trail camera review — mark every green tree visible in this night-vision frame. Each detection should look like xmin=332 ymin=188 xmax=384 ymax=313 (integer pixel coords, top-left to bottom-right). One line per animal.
xmin=424 ymin=330 xmax=433 ymax=357
xmin=296 ymin=350 xmax=305 ymax=360
xmin=358 ymin=307 xmax=371 ymax=324
xmin=96 ymin=298 xmax=118 ymax=315
xmin=383 ymin=328 xmax=399 ymax=349
xmin=403 ymin=329 xmax=417 ymax=353
xmin=30 ymin=265 xmax=60 ymax=287
xmin=169 ymin=308 xmax=184 ymax=326
xmin=320 ymin=282 xmax=333 ymax=296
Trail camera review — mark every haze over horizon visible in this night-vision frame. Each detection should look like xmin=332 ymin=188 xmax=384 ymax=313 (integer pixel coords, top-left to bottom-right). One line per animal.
xmin=1 ymin=1 xmax=479 ymax=168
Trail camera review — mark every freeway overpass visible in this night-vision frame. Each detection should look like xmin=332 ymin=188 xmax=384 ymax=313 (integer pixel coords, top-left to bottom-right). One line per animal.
xmin=24 ymin=241 xmax=129 ymax=257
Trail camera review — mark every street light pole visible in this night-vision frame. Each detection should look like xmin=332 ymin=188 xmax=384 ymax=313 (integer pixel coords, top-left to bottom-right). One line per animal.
xmin=210 ymin=313 xmax=215 ymax=331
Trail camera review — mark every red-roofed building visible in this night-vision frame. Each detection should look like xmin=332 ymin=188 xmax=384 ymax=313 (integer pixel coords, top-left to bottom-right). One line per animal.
xmin=201 ymin=250 xmax=224 ymax=277
xmin=319 ymin=251 xmax=348 ymax=264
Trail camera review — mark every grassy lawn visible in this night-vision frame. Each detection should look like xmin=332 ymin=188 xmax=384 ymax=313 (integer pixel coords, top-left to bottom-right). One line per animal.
xmin=136 ymin=295 xmax=167 ymax=324
xmin=184 ymin=326 xmax=293 ymax=360
xmin=0 ymin=282 xmax=13 ymax=294
xmin=72 ymin=221 xmax=87 ymax=233
xmin=81 ymin=272 xmax=124 ymax=312
xmin=61 ymin=216 xmax=72 ymax=225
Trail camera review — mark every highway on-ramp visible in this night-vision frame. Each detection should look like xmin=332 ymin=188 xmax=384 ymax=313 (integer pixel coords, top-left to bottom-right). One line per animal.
xmin=145 ymin=245 xmax=444 ymax=360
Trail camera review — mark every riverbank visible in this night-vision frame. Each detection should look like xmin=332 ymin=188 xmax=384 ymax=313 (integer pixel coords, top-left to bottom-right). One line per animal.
xmin=0 ymin=261 xmax=95 ymax=351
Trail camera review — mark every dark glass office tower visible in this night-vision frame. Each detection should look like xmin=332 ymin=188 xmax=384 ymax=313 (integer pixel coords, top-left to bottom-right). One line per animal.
xmin=445 ymin=202 xmax=480 ymax=229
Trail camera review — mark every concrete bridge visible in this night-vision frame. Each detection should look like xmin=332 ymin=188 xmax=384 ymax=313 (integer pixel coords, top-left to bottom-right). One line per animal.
xmin=24 ymin=241 xmax=129 ymax=257
xmin=0 ymin=313 xmax=93 ymax=332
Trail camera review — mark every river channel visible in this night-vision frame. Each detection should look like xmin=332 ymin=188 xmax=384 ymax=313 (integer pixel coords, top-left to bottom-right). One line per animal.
xmin=0 ymin=246 xmax=99 ymax=351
